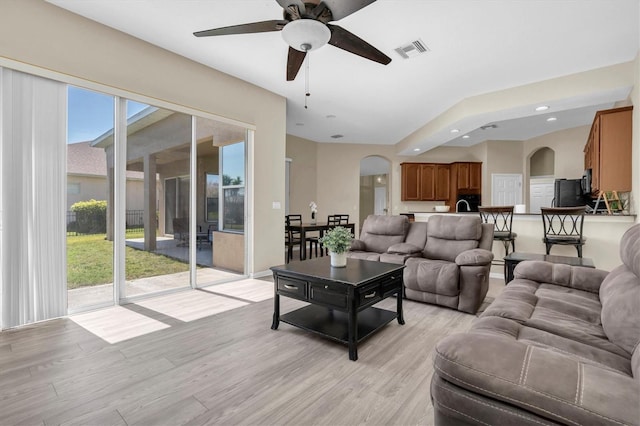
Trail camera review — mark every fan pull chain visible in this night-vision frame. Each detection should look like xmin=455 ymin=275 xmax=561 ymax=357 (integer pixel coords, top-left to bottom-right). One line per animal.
xmin=304 ymin=52 xmax=310 ymax=109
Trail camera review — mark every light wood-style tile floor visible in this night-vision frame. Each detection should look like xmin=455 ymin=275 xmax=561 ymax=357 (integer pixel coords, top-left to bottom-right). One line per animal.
xmin=0 ymin=278 xmax=505 ymax=425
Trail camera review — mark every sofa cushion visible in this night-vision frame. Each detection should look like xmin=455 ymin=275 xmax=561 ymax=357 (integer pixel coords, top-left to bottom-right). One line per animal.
xmin=387 ymin=242 xmax=422 ymax=254
xmin=424 ymin=216 xmax=481 ymax=262
xmin=481 ymin=279 xmax=630 ymax=358
xmin=404 ymin=221 xmax=428 ymax=249
xmin=404 ymin=258 xmax=459 ymax=296
xmin=345 ymin=251 xmax=380 ymax=261
xmin=472 ymin=316 xmax=632 ymax=376
xmin=619 ymin=222 xmax=640 ymax=278
xmin=434 ymin=318 xmax=640 ymax=426
xmin=427 ymin=215 xmax=482 ymax=240
xmin=359 ymin=215 xmax=408 ymax=253
xmin=599 ymin=264 xmax=640 ymax=355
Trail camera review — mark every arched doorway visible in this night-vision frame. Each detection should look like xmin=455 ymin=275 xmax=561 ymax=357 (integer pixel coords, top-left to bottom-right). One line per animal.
xmin=528 ymin=147 xmax=556 ymax=212
xmin=359 ymin=156 xmax=391 ymax=228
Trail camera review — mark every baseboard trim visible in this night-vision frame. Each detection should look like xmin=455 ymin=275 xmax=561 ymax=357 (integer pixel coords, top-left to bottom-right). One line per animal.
xmin=250 ymin=270 xmax=272 ymax=279
xmin=490 ymin=272 xmax=504 ymax=280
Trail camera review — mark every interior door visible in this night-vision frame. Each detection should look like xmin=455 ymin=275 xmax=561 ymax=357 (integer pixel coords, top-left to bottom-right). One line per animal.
xmin=491 ymin=174 xmax=523 ymax=205
xmin=530 ymin=181 xmax=555 ymax=213
xmin=374 ymin=186 xmax=387 ymax=215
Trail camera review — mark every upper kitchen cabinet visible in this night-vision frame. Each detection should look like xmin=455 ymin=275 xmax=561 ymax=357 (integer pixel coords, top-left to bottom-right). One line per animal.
xmin=401 ymin=163 xmax=450 ymax=201
xmin=584 ymin=106 xmax=632 ymax=194
xmin=451 ymin=162 xmax=482 ymax=192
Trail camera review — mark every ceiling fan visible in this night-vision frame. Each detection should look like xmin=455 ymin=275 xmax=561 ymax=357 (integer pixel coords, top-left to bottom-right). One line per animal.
xmin=194 ymin=0 xmax=391 ymax=81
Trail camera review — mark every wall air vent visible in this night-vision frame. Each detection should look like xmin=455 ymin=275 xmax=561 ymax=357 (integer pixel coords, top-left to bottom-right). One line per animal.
xmin=394 ymin=39 xmax=430 ymax=59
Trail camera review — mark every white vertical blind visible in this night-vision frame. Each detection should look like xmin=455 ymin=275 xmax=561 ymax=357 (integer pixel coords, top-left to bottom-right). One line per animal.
xmin=0 ymin=68 xmax=67 ymax=329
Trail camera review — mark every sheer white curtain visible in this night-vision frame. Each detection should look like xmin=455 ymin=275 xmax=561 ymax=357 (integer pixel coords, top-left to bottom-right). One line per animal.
xmin=0 ymin=68 xmax=67 ymax=329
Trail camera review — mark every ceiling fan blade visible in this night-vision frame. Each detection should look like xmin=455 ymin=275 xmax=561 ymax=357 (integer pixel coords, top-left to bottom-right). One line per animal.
xmin=321 ymin=0 xmax=377 ymax=21
xmin=327 ymin=24 xmax=391 ymax=65
xmin=287 ymin=47 xmax=307 ymax=81
xmin=276 ymin=0 xmax=306 ymax=13
xmin=194 ymin=20 xmax=287 ymax=37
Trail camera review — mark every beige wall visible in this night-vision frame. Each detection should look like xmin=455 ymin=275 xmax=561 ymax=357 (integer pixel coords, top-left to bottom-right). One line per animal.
xmin=285 ymin=135 xmax=317 ymax=221
xmin=0 ymin=0 xmax=286 ymax=274
xmin=529 ymin=147 xmax=554 ymax=177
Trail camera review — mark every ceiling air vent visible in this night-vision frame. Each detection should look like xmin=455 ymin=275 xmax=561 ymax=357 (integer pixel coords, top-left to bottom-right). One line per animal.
xmin=395 ymin=39 xmax=430 ymax=59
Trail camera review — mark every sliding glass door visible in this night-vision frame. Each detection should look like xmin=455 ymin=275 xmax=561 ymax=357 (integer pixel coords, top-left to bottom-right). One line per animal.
xmin=124 ymin=101 xmax=191 ymax=298
xmin=66 ymin=86 xmax=115 ymax=311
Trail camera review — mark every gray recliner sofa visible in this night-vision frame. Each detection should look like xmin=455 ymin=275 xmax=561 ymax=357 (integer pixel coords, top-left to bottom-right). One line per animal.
xmin=403 ymin=215 xmax=494 ymax=314
xmin=431 ymin=222 xmax=640 ymax=426
xmin=348 ymin=214 xmax=494 ymax=314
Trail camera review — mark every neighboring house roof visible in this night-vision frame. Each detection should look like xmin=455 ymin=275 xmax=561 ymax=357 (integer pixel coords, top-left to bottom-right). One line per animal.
xmin=67 ymin=141 xmax=143 ymax=179
xmin=67 ymin=141 xmax=107 ymax=176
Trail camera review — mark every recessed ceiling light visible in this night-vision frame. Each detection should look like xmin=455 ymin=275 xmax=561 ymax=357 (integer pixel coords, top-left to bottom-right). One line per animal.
xmin=331 ymin=134 xmax=343 ymax=139
xmin=546 ymin=117 xmax=557 ymax=122
xmin=326 ymin=114 xmax=336 ymax=119
xmin=535 ymin=105 xmax=549 ymax=111
xmin=413 ymin=148 xmax=421 ymax=152
xmin=462 ymin=135 xmax=470 ymax=139
xmin=450 ymin=129 xmax=460 ymax=133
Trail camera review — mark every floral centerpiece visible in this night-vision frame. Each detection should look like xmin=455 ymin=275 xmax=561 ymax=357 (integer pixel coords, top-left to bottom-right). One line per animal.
xmin=319 ymin=226 xmax=354 ymax=267
xmin=309 ymin=201 xmax=318 ymax=223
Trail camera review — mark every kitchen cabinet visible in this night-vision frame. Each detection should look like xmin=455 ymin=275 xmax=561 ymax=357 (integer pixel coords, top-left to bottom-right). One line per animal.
xmin=401 ymin=163 xmax=450 ymax=201
xmin=453 ymin=162 xmax=482 ymax=191
xmin=584 ymin=106 xmax=632 ymax=193
xmin=401 ymin=163 xmax=421 ymax=201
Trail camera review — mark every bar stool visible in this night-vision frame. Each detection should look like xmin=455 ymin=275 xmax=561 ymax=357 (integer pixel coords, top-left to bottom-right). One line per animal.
xmin=479 ymin=206 xmax=517 ymax=256
xmin=540 ymin=206 xmax=586 ymax=257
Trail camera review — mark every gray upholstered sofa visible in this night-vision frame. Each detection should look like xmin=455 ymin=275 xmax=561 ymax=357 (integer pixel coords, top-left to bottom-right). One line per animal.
xmin=348 ymin=214 xmax=494 ymax=314
xmin=403 ymin=215 xmax=494 ymax=314
xmin=431 ymin=222 xmax=640 ymax=426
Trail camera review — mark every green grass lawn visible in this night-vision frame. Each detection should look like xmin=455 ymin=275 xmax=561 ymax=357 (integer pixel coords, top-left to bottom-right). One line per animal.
xmin=67 ymin=234 xmax=189 ymax=289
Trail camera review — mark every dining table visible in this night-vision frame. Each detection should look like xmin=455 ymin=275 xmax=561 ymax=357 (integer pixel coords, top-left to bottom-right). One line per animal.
xmin=286 ymin=222 xmax=356 ymax=261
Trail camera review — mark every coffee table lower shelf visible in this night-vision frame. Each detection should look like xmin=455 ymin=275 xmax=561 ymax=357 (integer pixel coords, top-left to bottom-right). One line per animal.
xmin=280 ymin=304 xmax=397 ymax=345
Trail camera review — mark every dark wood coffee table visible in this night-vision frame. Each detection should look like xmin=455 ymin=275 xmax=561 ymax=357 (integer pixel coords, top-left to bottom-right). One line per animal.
xmin=270 ymin=257 xmax=405 ymax=361
xmin=504 ymin=252 xmax=595 ymax=283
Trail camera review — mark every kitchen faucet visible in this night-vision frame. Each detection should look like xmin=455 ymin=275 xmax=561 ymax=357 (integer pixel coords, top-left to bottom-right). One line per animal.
xmin=455 ymin=199 xmax=470 ymax=212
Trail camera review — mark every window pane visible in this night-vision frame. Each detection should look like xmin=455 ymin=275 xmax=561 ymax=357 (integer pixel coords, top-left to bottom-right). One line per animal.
xmin=223 ymin=187 xmax=244 ymax=232
xmin=66 ymin=85 xmax=114 ymax=311
xmin=222 ymin=142 xmax=244 ymax=185
xmin=125 ymin=100 xmax=191 ymax=297
xmin=206 ymin=174 xmax=219 ymax=222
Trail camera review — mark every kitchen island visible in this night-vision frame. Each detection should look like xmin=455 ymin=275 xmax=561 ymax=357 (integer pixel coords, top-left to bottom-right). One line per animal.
xmin=411 ymin=211 xmax=635 ymax=272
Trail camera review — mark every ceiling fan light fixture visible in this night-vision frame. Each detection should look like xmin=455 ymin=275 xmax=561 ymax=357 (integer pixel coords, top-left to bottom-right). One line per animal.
xmin=281 ymin=19 xmax=331 ymax=52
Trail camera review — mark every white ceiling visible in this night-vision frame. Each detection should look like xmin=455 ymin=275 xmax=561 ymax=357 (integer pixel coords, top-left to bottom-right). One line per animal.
xmin=48 ymin=0 xmax=639 ymax=154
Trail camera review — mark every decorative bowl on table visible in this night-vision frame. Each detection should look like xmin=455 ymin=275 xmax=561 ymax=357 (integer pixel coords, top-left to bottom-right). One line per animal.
xmin=434 ymin=206 xmax=450 ymax=212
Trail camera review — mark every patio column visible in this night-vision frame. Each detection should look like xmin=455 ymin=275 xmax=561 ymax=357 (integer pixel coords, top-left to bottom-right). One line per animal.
xmin=144 ymin=153 xmax=157 ymax=251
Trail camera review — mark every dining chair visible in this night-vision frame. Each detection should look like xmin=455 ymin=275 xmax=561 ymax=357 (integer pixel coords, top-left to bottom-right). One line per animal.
xmin=540 ymin=206 xmax=586 ymax=257
xmin=478 ymin=206 xmax=517 ymax=256
xmin=327 ymin=214 xmax=349 ymax=225
xmin=285 ymin=214 xmax=318 ymax=262
xmin=285 ymin=214 xmax=302 ymax=262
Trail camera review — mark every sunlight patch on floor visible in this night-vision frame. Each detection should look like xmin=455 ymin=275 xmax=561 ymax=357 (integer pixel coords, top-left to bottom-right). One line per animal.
xmin=70 ymin=306 xmax=170 ymax=344
xmin=203 ymin=278 xmax=273 ymax=302
xmin=135 ymin=290 xmax=248 ymax=322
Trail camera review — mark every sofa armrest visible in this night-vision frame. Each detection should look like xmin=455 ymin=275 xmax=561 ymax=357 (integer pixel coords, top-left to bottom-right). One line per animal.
xmin=387 ymin=242 xmax=423 ymax=255
xmin=455 ymin=249 xmax=494 ymax=266
xmin=434 ymin=331 xmax=640 ymax=426
xmin=514 ymin=260 xmax=608 ymax=294
xmin=349 ymin=239 xmax=366 ymax=251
